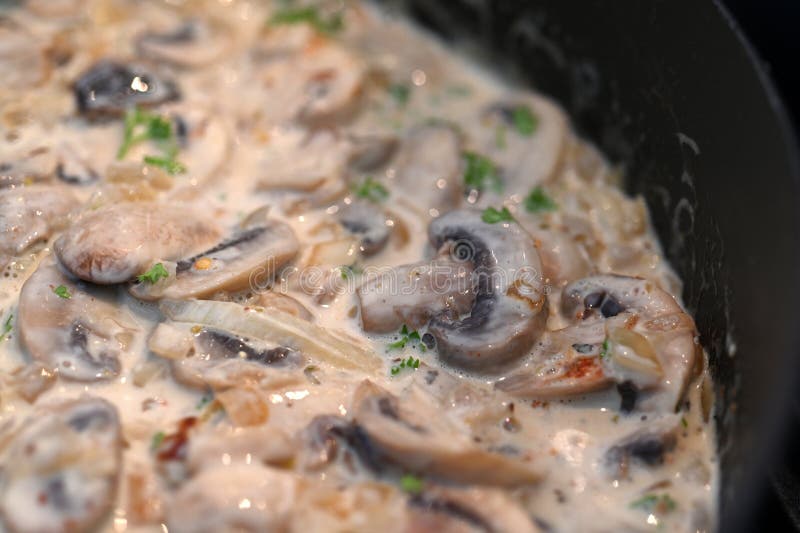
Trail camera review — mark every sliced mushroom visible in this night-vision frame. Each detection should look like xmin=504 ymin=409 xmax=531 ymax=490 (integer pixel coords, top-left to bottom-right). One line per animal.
xmin=336 ymin=200 xmax=392 ymax=256
xmin=604 ymin=418 xmax=680 ymax=479
xmin=0 ymin=185 xmax=78 ymax=267
xmin=256 ymin=127 xmax=348 ymax=193
xmin=560 ymin=275 xmax=700 ymax=411
xmin=524 ymin=226 xmax=592 ymax=286
xmin=148 ymin=320 xmax=305 ymax=390
xmin=257 ymin=41 xmax=365 ymax=125
xmin=0 ymin=397 xmax=121 ymax=532
xmin=135 ymin=19 xmax=233 ymax=68
xmin=158 ymin=298 xmax=380 ymax=373
xmin=426 ymin=209 xmax=548 ymax=369
xmin=393 ymin=123 xmax=463 ymax=217
xmin=347 ymin=131 xmax=398 ymax=172
xmin=54 ymin=202 xmax=221 ymax=284
xmin=130 ymin=209 xmax=298 ymax=300
xmin=357 ymin=259 xmax=475 ymax=333
xmin=73 ymin=60 xmax=180 ymax=119
xmin=477 ymin=95 xmax=567 ymax=195
xmin=407 ymin=486 xmax=540 ymax=533
xmin=351 ymin=380 xmax=541 ymax=486
xmin=495 ymin=322 xmax=612 ymax=398
xmin=254 ymin=291 xmax=313 ymax=321
xmin=18 ymin=257 xmax=137 ymax=381
xmin=166 ymin=464 xmax=298 ymax=533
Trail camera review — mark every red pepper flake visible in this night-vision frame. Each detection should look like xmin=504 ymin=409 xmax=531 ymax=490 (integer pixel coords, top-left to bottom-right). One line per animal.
xmin=562 ymin=357 xmax=602 ymax=379
xmin=155 ymin=416 xmax=197 ymax=461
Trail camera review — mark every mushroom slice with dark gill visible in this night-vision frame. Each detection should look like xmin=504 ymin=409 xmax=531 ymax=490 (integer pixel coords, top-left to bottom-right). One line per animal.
xmin=407 ymin=486 xmax=540 ymax=533
xmin=73 ymin=60 xmax=179 ymax=119
xmin=54 ymin=202 xmax=221 ymax=284
xmin=156 ymin=298 xmax=380 ymax=373
xmin=18 ymin=257 xmax=137 ymax=381
xmin=498 ymin=276 xmax=699 ymax=411
xmin=336 ymin=200 xmax=392 ymax=256
xmin=426 ymin=209 xmax=548 ymax=369
xmin=476 ymin=95 xmax=567 ymax=196
xmin=393 ymin=123 xmax=463 ymax=218
xmin=0 ymin=397 xmax=122 ymax=532
xmin=130 ymin=207 xmax=298 ymax=300
xmin=148 ymin=320 xmax=305 ymax=390
xmin=135 ymin=19 xmax=233 ymax=68
xmin=559 ymin=274 xmax=701 ymax=411
xmin=350 ymin=380 xmax=541 ymax=486
xmin=0 ymin=185 xmax=78 ymax=269
xmin=604 ymin=417 xmax=681 ymax=479
xmin=357 ymin=258 xmax=475 ymax=334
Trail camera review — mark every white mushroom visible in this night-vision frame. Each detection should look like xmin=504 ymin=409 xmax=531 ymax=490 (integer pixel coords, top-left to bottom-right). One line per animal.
xmin=18 ymin=257 xmax=137 ymax=381
xmin=476 ymin=95 xmax=568 ymax=196
xmin=350 ymin=380 xmax=541 ymax=486
xmin=336 ymin=200 xmax=392 ymax=256
xmin=357 ymin=259 xmax=474 ymax=333
xmin=166 ymin=464 xmax=297 ymax=533
xmin=130 ymin=208 xmax=298 ymax=300
xmin=498 ymin=275 xmax=700 ymax=412
xmin=426 ymin=209 xmax=548 ymax=369
xmin=0 ymin=185 xmax=78 ymax=268
xmin=0 ymin=397 xmax=121 ymax=533
xmin=54 ymin=202 xmax=222 ymax=284
xmin=393 ymin=123 xmax=463 ymax=217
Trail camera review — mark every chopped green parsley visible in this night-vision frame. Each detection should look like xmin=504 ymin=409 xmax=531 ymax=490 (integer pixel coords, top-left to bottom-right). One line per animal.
xmin=399 ymin=473 xmax=424 ymax=494
xmin=150 ymin=431 xmax=166 ymax=451
xmin=463 ymin=151 xmax=502 ymax=193
xmin=524 ymin=186 xmax=557 ymax=213
xmin=599 ymin=338 xmax=611 ymax=359
xmin=53 ymin=285 xmax=71 ymax=299
xmin=481 ymin=206 xmax=514 ymax=224
xmin=387 ymin=325 xmax=424 ymax=352
xmin=353 ymin=176 xmax=389 ymax=203
xmin=389 ymin=83 xmax=411 ymax=107
xmin=0 ymin=313 xmax=12 ymax=342
xmin=269 ymin=6 xmax=344 ymax=35
xmin=196 ymin=394 xmax=213 ymax=410
xmin=117 ymin=107 xmax=186 ymax=175
xmin=629 ymin=493 xmax=677 ymax=514
xmin=511 ymin=104 xmax=538 ymax=136
xmin=137 ymin=263 xmax=169 ymax=284
xmin=391 ymin=356 xmax=421 ymax=376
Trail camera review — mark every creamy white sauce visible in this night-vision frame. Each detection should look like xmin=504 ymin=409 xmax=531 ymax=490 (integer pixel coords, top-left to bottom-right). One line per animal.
xmin=0 ymin=1 xmax=716 ymax=532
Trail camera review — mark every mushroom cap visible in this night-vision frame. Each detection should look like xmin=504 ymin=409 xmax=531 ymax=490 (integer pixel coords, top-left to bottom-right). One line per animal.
xmin=426 ymin=209 xmax=548 ymax=369
xmin=18 ymin=257 xmax=137 ymax=381
xmin=0 ymin=397 xmax=121 ymax=532
xmin=73 ymin=60 xmax=180 ymax=119
xmin=54 ymin=202 xmax=222 ymax=284
xmin=130 ymin=209 xmax=298 ymax=301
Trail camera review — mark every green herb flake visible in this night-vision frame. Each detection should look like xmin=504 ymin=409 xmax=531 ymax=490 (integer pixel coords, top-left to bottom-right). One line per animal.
xmin=400 ymin=473 xmax=424 ymax=494
xmin=137 ymin=263 xmax=169 ymax=284
xmin=524 ymin=186 xmax=557 ymax=213
xmin=389 ymin=84 xmax=411 ymax=107
xmin=387 ymin=325 xmax=425 ymax=354
xmin=599 ymin=338 xmax=611 ymax=359
xmin=511 ymin=104 xmax=538 ymax=136
xmin=630 ymin=493 xmax=677 ymax=514
xmin=353 ymin=176 xmax=389 ymax=203
xmin=53 ymin=285 xmax=72 ymax=299
xmin=143 ymin=155 xmax=186 ymax=175
xmin=390 ymin=356 xmax=421 ymax=376
xmin=0 ymin=313 xmax=12 ymax=342
xmin=463 ymin=151 xmax=502 ymax=193
xmin=681 ymin=416 xmax=688 ymax=428
xmin=197 ymin=394 xmax=213 ymax=410
xmin=151 ymin=431 xmax=166 ymax=451
xmin=481 ymin=206 xmax=514 ymax=224
xmin=269 ymin=6 xmax=343 ymax=35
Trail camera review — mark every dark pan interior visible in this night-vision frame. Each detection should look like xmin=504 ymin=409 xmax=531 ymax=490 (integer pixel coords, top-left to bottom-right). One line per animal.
xmin=382 ymin=0 xmax=800 ymax=529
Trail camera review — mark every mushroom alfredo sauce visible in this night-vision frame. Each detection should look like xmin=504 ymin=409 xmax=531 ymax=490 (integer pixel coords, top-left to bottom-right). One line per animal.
xmin=0 ymin=1 xmax=717 ymax=532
